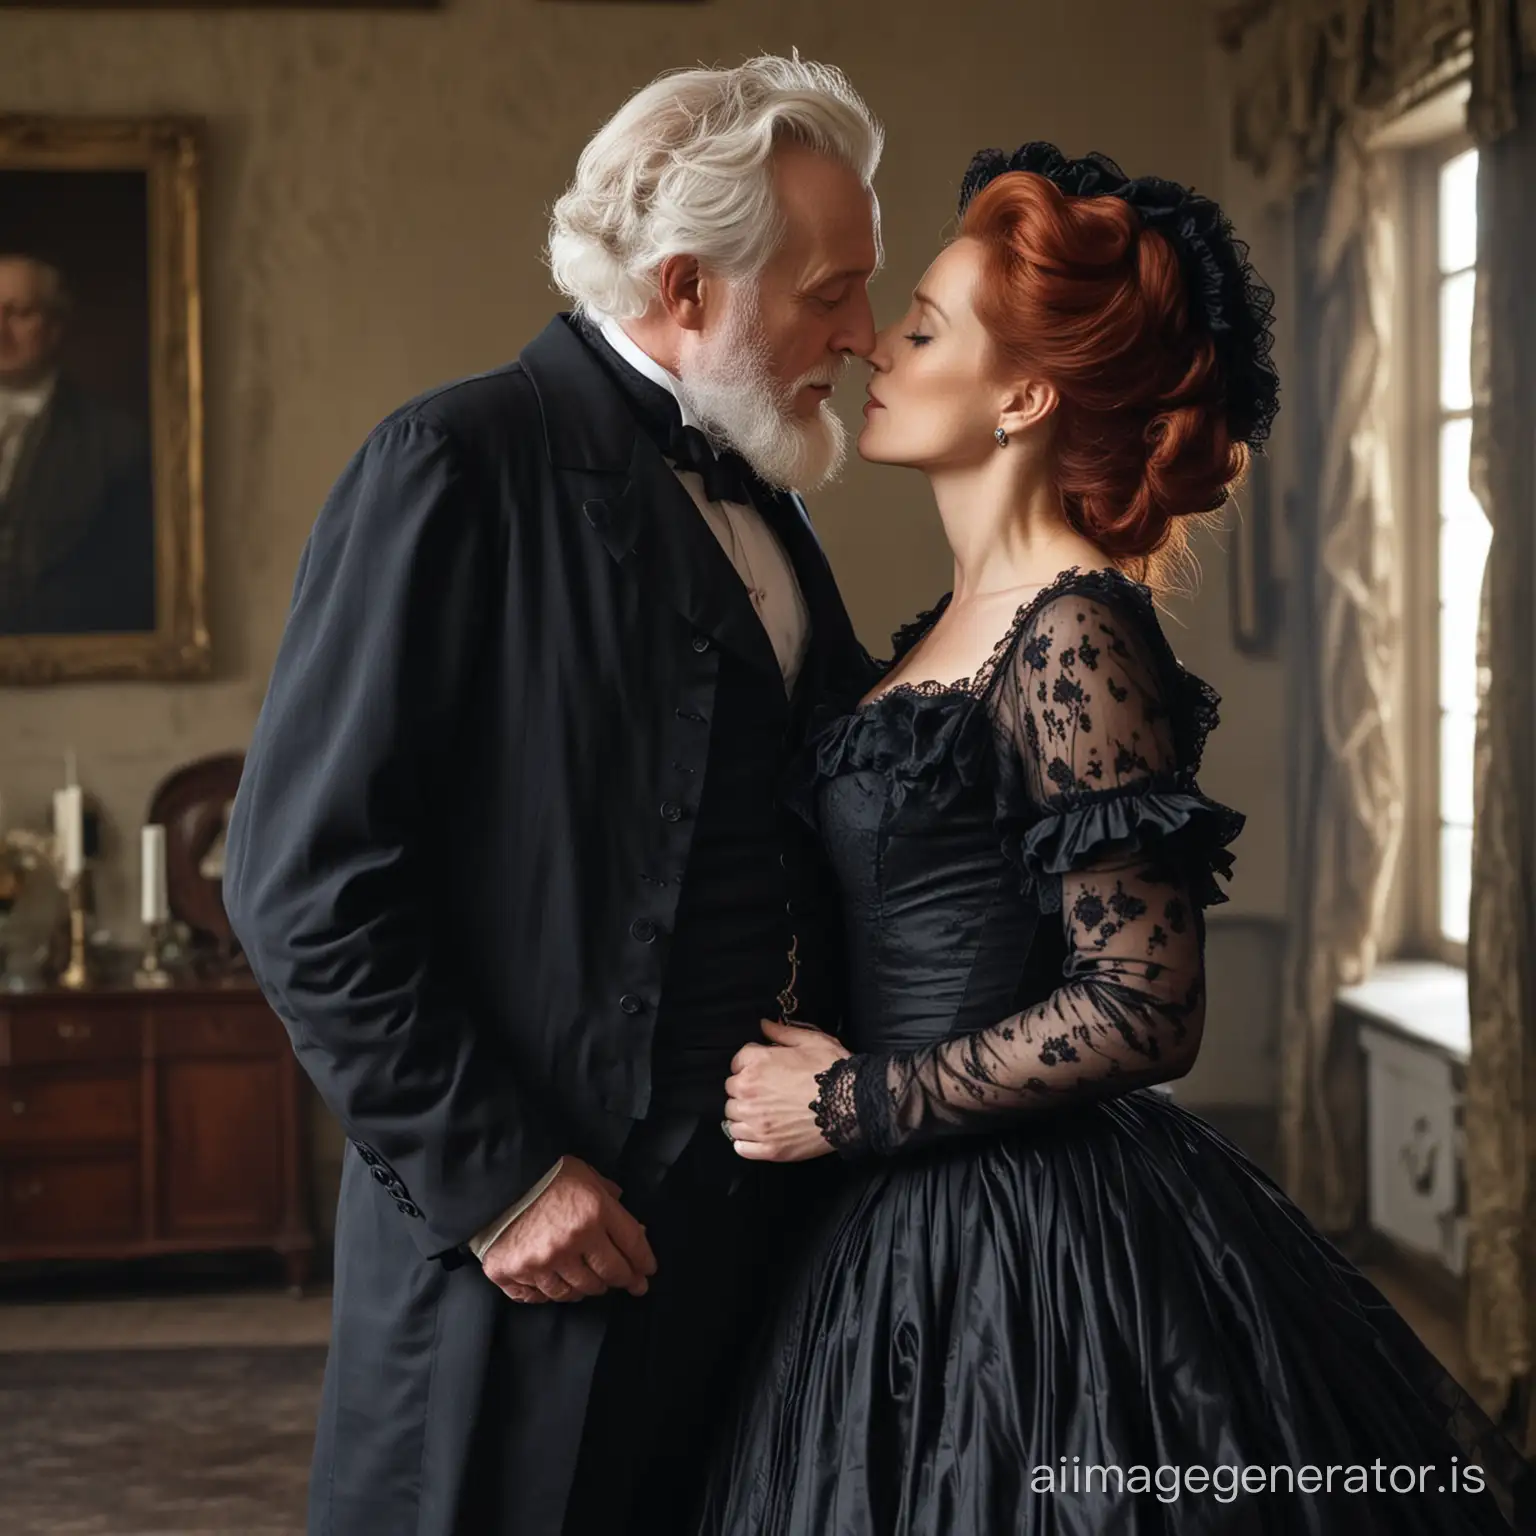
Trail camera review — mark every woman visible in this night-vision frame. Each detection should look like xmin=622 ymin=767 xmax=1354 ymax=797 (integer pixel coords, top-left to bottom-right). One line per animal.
xmin=702 ymin=146 xmax=1528 ymax=1533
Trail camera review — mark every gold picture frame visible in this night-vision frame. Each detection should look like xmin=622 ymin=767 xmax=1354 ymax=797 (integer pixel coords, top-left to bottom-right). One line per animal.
xmin=0 ymin=115 xmax=208 ymax=684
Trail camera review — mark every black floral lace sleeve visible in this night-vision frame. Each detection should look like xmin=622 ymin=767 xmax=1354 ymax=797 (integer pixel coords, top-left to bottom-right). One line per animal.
xmin=811 ymin=583 xmax=1243 ymax=1157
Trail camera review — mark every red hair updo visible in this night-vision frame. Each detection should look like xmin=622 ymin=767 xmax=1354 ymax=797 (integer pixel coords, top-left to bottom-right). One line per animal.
xmin=960 ymin=171 xmax=1249 ymax=584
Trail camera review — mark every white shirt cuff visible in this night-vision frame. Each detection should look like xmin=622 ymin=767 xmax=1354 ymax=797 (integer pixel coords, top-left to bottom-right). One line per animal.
xmin=468 ymin=1158 xmax=565 ymax=1261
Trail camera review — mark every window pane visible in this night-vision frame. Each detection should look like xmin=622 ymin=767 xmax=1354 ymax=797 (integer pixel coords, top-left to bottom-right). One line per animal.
xmin=1437 ymin=531 xmax=1486 ymax=709
xmin=1440 ymin=822 xmax=1473 ymax=944
xmin=1439 ymin=418 xmax=1484 ymax=524
xmin=1438 ymin=149 xmax=1479 ymax=273
xmin=1440 ymin=511 xmax=1493 ymax=608
xmin=1440 ymin=709 xmax=1477 ymax=827
xmin=1440 ymin=589 xmax=1481 ymax=709
xmin=1437 ymin=416 xmax=1490 ymax=714
xmin=1440 ymin=269 xmax=1476 ymax=411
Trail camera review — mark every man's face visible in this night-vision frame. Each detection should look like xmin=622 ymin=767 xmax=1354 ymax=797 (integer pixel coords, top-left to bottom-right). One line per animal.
xmin=0 ymin=259 xmax=64 ymax=389
xmin=749 ymin=144 xmax=880 ymax=418
xmin=673 ymin=146 xmax=880 ymax=491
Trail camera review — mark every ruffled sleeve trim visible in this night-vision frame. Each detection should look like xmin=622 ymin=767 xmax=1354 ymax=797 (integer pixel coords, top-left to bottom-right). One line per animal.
xmin=1003 ymin=780 xmax=1244 ymax=913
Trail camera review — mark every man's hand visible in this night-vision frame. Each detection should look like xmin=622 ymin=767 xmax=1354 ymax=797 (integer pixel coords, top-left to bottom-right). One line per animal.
xmin=724 ymin=1019 xmax=850 ymax=1163
xmin=481 ymin=1156 xmax=657 ymax=1305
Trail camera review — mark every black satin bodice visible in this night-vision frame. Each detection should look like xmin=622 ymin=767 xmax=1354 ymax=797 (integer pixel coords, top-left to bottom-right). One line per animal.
xmin=815 ymin=736 xmax=1054 ymax=1056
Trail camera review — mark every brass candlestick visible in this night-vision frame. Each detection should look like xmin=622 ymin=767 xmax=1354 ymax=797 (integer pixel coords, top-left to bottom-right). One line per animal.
xmin=134 ymin=919 xmax=173 ymax=990
xmin=57 ymin=879 xmax=90 ymax=991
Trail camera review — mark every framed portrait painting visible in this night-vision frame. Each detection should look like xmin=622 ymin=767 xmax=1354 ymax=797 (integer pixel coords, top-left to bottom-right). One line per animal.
xmin=0 ymin=116 xmax=208 ymax=684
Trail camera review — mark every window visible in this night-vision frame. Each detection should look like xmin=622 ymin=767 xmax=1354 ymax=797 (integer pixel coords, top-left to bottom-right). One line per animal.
xmin=1399 ymin=139 xmax=1488 ymax=963
xmin=1431 ymin=147 xmax=1485 ymax=949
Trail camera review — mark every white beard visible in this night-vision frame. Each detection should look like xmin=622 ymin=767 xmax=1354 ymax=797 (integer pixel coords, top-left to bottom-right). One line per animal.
xmin=675 ymin=290 xmax=848 ymax=494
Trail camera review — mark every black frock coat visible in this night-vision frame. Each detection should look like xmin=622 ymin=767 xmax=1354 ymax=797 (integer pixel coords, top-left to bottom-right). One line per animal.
xmin=223 ymin=315 xmax=868 ymax=1535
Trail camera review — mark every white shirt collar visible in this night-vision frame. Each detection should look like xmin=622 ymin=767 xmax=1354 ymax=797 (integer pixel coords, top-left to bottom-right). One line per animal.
xmin=0 ymin=373 xmax=57 ymax=418
xmin=595 ymin=315 xmax=701 ymax=430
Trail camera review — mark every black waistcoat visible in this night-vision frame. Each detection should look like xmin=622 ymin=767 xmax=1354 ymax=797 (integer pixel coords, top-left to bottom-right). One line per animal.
xmin=649 ymin=648 xmax=807 ymax=1111
xmin=576 ymin=326 xmax=821 ymax=1113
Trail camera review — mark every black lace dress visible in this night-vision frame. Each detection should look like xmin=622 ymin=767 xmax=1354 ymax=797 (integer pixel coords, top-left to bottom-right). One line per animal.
xmin=697 ymin=568 xmax=1528 ymax=1535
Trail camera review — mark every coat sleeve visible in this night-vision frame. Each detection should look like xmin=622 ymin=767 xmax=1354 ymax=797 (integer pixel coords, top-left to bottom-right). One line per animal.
xmin=224 ymin=413 xmax=561 ymax=1262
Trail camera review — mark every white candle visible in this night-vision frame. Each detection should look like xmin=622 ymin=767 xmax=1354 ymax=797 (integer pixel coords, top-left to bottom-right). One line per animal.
xmin=53 ymin=785 xmax=84 ymax=880
xmin=141 ymin=824 xmax=169 ymax=926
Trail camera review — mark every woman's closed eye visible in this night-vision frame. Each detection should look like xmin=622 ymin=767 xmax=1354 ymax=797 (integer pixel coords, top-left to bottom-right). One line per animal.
xmin=904 ymin=332 xmax=933 ymax=347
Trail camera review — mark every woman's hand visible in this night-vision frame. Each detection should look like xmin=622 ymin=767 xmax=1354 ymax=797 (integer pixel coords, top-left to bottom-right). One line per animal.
xmin=724 ymin=1019 xmax=851 ymax=1162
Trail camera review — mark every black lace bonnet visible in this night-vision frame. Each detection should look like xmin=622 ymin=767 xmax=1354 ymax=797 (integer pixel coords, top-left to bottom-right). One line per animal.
xmin=958 ymin=144 xmax=1279 ymax=451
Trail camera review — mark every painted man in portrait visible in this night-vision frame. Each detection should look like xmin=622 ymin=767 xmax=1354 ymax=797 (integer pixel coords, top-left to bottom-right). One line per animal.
xmin=0 ymin=254 xmax=155 ymax=636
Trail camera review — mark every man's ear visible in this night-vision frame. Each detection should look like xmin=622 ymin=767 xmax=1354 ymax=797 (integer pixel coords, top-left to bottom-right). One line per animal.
xmin=656 ymin=255 xmax=707 ymax=333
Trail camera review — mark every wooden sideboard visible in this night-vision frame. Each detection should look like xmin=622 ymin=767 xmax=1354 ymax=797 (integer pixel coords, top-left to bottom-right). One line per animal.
xmin=0 ymin=984 xmax=314 ymax=1288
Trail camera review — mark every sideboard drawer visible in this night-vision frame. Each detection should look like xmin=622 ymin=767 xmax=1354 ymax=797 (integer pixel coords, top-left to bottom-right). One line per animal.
xmin=0 ymin=1156 xmax=140 ymax=1244
xmin=154 ymin=1007 xmax=283 ymax=1059
xmin=0 ymin=1069 xmax=140 ymax=1149
xmin=0 ymin=985 xmax=313 ymax=1287
xmin=5 ymin=1011 xmax=142 ymax=1066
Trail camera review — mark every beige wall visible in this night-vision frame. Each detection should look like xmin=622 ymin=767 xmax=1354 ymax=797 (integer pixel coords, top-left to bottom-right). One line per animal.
xmin=0 ymin=1 xmax=1288 ymax=1159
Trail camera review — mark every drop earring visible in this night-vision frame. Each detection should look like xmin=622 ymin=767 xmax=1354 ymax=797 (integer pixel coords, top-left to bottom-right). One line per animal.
xmin=994 ymin=426 xmax=1009 ymax=448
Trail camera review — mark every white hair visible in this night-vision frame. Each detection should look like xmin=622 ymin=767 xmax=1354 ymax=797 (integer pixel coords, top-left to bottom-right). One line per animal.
xmin=548 ymin=54 xmax=883 ymax=321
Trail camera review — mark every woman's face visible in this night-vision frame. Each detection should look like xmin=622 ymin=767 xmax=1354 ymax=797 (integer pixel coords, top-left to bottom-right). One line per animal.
xmin=859 ymin=238 xmax=1012 ymax=471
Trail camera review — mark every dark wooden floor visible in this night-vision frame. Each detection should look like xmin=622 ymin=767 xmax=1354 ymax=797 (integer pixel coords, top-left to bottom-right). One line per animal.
xmin=0 ymin=1346 xmax=322 ymax=1536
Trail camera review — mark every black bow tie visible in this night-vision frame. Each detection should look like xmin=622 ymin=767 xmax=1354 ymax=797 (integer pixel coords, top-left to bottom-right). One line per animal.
xmin=579 ymin=318 xmax=762 ymax=506
xmin=664 ymin=420 xmax=758 ymax=506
